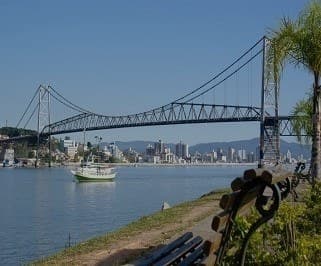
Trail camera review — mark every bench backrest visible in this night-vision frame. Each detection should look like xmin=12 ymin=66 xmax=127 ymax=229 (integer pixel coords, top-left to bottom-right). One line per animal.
xmin=202 ymin=167 xmax=292 ymax=265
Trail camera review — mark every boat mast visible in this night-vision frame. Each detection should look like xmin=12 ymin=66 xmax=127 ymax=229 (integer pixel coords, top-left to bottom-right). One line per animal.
xmin=83 ymin=126 xmax=86 ymax=171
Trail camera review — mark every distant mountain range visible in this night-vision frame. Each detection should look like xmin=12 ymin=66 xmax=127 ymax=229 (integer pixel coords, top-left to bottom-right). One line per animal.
xmin=101 ymin=138 xmax=311 ymax=159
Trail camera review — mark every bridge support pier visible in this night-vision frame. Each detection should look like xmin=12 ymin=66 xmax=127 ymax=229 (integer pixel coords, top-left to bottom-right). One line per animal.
xmin=36 ymin=85 xmax=51 ymax=168
xmin=259 ymin=36 xmax=280 ymax=167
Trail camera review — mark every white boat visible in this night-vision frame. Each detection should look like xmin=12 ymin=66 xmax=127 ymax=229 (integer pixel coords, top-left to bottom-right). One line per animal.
xmin=72 ymin=166 xmax=116 ymax=182
xmin=71 ymin=131 xmax=117 ymax=182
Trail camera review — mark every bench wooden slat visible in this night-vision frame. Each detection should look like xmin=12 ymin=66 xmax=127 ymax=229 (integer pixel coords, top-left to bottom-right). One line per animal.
xmin=219 ymin=191 xmax=239 ymax=210
xmin=178 ymin=245 xmax=204 ymax=266
xmin=154 ymin=236 xmax=203 ymax=266
xmin=261 ymin=168 xmax=291 ymax=184
xmin=135 ymin=232 xmax=193 ymax=266
xmin=203 ymin=233 xmax=222 ymax=256
xmin=212 ymin=197 xmax=256 ymax=232
xmin=220 ymin=184 xmax=262 ymax=211
xmin=231 ymin=176 xmax=246 ymax=191
xmin=243 ymin=168 xmax=265 ymax=180
xmin=243 ymin=168 xmax=291 ymax=185
xmin=212 ymin=211 xmax=230 ymax=232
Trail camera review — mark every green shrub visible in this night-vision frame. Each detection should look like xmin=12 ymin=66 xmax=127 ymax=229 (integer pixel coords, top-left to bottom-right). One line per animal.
xmin=222 ymin=184 xmax=321 ymax=265
xmin=298 ymin=182 xmax=321 ymax=235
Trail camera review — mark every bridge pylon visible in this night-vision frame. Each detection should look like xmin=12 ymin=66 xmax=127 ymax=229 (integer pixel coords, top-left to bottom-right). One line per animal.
xmin=36 ymin=85 xmax=51 ymax=167
xmin=259 ymin=36 xmax=280 ymax=167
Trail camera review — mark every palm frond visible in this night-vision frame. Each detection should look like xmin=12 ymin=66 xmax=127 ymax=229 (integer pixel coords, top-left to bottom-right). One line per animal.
xmin=291 ymin=94 xmax=313 ymax=143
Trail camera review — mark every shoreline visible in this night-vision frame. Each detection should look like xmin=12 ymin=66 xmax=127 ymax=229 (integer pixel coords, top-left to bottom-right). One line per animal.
xmin=63 ymin=162 xmax=257 ymax=168
xmin=0 ymin=162 xmax=257 ymax=169
xmin=32 ymin=188 xmax=228 ymax=265
xmin=112 ymin=162 xmax=257 ymax=167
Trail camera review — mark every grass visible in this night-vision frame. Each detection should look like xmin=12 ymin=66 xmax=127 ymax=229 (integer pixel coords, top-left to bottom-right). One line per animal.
xmin=31 ymin=188 xmax=229 ymax=265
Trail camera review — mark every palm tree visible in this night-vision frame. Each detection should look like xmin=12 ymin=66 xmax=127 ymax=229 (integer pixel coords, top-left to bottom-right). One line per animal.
xmin=267 ymin=1 xmax=321 ymax=181
xmin=291 ymin=93 xmax=313 ymax=144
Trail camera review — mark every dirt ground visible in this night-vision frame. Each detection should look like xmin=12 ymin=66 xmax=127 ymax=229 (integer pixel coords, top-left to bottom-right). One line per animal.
xmin=68 ymin=199 xmax=221 ymax=266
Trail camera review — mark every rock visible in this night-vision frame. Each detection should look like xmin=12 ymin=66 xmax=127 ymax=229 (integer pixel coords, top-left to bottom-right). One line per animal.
xmin=161 ymin=201 xmax=170 ymax=211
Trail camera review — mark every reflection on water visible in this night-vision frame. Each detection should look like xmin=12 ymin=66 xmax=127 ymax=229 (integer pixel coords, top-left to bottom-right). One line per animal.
xmin=74 ymin=180 xmax=116 ymax=193
xmin=0 ymin=165 xmax=248 ymax=265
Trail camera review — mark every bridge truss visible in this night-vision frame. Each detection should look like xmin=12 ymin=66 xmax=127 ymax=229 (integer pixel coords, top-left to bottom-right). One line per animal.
xmin=42 ymin=104 xmax=261 ymax=136
xmin=0 ymin=115 xmax=301 ymax=145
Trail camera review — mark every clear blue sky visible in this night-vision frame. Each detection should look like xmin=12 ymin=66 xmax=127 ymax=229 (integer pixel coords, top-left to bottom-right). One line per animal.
xmin=0 ymin=0 xmax=312 ymax=145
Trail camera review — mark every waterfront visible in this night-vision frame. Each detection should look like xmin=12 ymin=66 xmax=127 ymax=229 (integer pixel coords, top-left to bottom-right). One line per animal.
xmin=0 ymin=165 xmax=249 ymax=265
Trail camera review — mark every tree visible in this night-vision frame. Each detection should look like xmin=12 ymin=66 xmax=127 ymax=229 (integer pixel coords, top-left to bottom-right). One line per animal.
xmin=291 ymin=93 xmax=313 ymax=144
xmin=87 ymin=141 xmax=92 ymax=149
xmin=267 ymin=1 xmax=321 ymax=181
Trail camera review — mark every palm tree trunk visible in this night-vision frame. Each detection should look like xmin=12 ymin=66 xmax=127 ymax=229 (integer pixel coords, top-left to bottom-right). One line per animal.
xmin=311 ymin=72 xmax=321 ymax=182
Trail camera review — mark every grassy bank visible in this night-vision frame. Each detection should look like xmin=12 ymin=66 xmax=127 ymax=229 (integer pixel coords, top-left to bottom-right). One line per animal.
xmin=32 ymin=188 xmax=229 ymax=265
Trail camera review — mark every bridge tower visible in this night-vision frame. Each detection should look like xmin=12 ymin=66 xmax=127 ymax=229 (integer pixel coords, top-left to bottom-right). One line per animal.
xmin=259 ymin=36 xmax=280 ymax=167
xmin=36 ymin=85 xmax=51 ymax=167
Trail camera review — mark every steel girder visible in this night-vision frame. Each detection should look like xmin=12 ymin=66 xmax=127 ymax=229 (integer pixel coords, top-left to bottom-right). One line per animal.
xmin=41 ymin=103 xmax=262 ymax=136
xmin=277 ymin=116 xmax=308 ymax=136
xmin=0 ymin=114 xmax=305 ymax=144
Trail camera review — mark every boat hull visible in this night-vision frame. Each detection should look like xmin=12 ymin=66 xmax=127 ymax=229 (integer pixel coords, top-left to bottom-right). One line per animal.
xmin=73 ymin=170 xmax=116 ymax=182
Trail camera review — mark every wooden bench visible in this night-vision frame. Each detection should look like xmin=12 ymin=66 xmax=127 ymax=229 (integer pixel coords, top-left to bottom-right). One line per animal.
xmin=133 ymin=167 xmax=293 ymax=266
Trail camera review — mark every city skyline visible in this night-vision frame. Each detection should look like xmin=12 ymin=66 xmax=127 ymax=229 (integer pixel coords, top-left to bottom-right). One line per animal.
xmin=50 ymin=136 xmax=306 ymax=164
xmin=90 ymin=137 xmax=309 ymax=161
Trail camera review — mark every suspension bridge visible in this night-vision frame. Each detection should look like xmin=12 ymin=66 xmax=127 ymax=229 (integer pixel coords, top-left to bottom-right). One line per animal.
xmin=0 ymin=36 xmax=302 ymax=166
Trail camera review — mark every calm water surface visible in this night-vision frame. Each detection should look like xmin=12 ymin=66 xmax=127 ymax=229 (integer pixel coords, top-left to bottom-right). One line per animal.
xmin=0 ymin=165 xmax=249 ymax=265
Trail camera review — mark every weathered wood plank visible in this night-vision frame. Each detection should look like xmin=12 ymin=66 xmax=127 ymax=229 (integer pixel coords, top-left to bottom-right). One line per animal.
xmin=212 ymin=211 xmax=229 ymax=232
xmin=219 ymin=192 xmax=239 ymax=210
xmin=154 ymin=236 xmax=203 ymax=266
xmin=135 ymin=232 xmax=193 ymax=266
xmin=178 ymin=245 xmax=204 ymax=266
xmin=231 ymin=176 xmax=246 ymax=191
xmin=220 ymin=184 xmax=262 ymax=211
xmin=209 ymin=233 xmax=222 ymax=254
xmin=243 ymin=168 xmax=265 ymax=180
xmin=261 ymin=168 xmax=292 ymax=184
xmin=212 ymin=197 xmax=256 ymax=233
xmin=236 ymin=197 xmax=256 ymax=216
xmin=202 ymin=238 xmax=220 ymax=265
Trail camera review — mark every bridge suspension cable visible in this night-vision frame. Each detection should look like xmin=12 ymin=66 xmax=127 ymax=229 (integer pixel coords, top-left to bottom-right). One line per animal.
xmin=48 ymin=86 xmax=94 ymax=114
xmin=16 ymin=84 xmax=95 ymax=130
xmin=16 ymin=85 xmax=41 ymax=128
xmin=23 ymin=102 xmax=39 ymax=129
xmin=171 ymin=37 xmax=264 ymax=104
xmin=179 ymin=49 xmax=262 ymax=103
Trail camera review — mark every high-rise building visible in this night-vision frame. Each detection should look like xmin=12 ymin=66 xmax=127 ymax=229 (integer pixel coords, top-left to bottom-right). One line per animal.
xmin=175 ymin=141 xmax=189 ymax=159
xmin=227 ymin=147 xmax=235 ymax=162
xmin=154 ymin=140 xmax=165 ymax=155
xmin=146 ymin=144 xmax=155 ymax=156
xmin=108 ymin=142 xmax=122 ymax=159
xmin=216 ymin=148 xmax=223 ymax=161
xmin=238 ymin=149 xmax=247 ymax=162
xmin=247 ymin=152 xmax=255 ymax=163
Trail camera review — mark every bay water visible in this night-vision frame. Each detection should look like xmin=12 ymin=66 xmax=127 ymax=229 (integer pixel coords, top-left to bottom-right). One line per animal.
xmin=0 ymin=165 xmax=249 ymax=265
